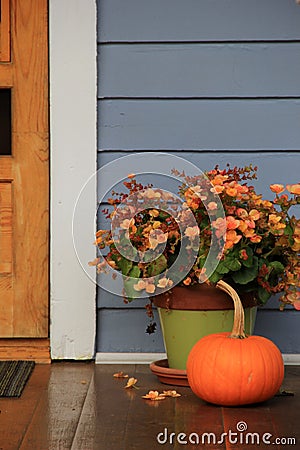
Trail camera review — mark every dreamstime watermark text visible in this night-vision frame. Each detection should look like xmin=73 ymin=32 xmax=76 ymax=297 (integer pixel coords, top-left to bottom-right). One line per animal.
xmin=156 ymin=421 xmax=297 ymax=446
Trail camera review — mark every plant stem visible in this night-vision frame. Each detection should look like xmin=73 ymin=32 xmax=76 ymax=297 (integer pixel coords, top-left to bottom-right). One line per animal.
xmin=216 ymin=280 xmax=247 ymax=339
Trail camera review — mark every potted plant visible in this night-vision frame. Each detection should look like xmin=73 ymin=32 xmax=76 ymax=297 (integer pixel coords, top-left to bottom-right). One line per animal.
xmin=91 ymin=165 xmax=300 ymax=371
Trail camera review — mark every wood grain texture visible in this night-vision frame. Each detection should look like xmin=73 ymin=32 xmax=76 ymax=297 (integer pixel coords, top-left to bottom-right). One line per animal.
xmin=0 ymin=0 xmax=49 ymax=338
xmin=0 ymin=364 xmax=51 ymax=450
xmin=0 ymin=63 xmax=12 ymax=86
xmin=98 ymin=0 xmax=300 ymax=42
xmin=0 ymin=276 xmax=13 ymax=335
xmin=98 ymin=99 xmax=300 ymax=151
xmin=0 ymin=338 xmax=50 ymax=363
xmin=99 ymin=43 xmax=300 ymax=98
xmin=0 ymin=0 xmax=11 ymax=62
xmin=0 ymin=181 xmax=12 ymax=273
xmin=19 ymin=362 xmax=93 ymax=449
xmin=0 ymin=363 xmax=299 ymax=449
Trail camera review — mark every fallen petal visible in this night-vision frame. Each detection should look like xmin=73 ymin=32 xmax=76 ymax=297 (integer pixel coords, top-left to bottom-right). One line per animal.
xmin=125 ymin=377 xmax=139 ymax=389
xmin=142 ymin=390 xmax=165 ymax=401
xmin=162 ymin=390 xmax=181 ymax=397
xmin=113 ymin=371 xmax=129 ymax=378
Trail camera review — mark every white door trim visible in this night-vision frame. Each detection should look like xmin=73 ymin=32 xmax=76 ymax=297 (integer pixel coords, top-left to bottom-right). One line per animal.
xmin=49 ymin=0 xmax=97 ymax=359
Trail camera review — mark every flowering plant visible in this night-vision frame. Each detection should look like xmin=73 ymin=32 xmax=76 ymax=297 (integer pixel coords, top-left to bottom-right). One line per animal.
xmin=92 ymin=165 xmax=300 ymax=326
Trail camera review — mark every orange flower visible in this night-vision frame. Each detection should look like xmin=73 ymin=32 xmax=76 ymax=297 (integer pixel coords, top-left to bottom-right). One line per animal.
xmin=250 ymin=235 xmax=262 ymax=243
xmin=211 ymin=185 xmax=225 ymax=194
xmin=236 ymin=208 xmax=248 ymax=219
xmin=225 ymin=230 xmax=242 ymax=249
xmin=211 ymin=174 xmax=228 ymax=185
xmin=268 ymin=214 xmax=281 ymax=225
xmin=249 ymin=209 xmax=260 ymax=221
xmin=149 ymin=209 xmax=160 ymax=217
xmin=226 ymin=216 xmax=240 ymax=230
xmin=226 ymin=187 xmax=238 ymax=197
xmin=286 ymin=184 xmax=300 ymax=195
xmin=294 ymin=300 xmax=300 ymax=311
xmin=262 ymin=200 xmax=273 ymax=208
xmin=270 ymin=184 xmax=285 ymax=194
xmin=238 ymin=220 xmax=248 ymax=233
xmin=183 ymin=277 xmax=192 ymax=286
xmin=245 ymin=219 xmax=255 ymax=229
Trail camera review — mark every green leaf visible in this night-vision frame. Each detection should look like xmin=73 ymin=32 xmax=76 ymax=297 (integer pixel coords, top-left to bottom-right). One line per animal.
xmin=123 ymin=266 xmax=141 ymax=300
xmin=268 ymin=261 xmax=285 ymax=274
xmin=208 ymin=271 xmax=222 ymax=284
xmin=147 ymin=254 xmax=167 ymax=277
xmin=231 ymin=256 xmax=258 ymax=285
xmin=118 ymin=256 xmax=133 ymax=276
xmin=129 ymin=266 xmax=141 ymax=278
xmin=224 ymin=258 xmax=242 ymax=272
xmin=215 ymin=260 xmax=230 ymax=275
xmin=257 ymin=286 xmax=271 ymax=304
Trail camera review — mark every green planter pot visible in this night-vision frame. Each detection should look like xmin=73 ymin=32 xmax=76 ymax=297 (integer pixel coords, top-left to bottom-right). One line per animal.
xmin=153 ymin=283 xmax=257 ymax=371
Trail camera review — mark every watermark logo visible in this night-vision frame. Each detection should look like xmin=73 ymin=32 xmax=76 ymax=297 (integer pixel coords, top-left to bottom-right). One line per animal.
xmin=156 ymin=421 xmax=297 ymax=446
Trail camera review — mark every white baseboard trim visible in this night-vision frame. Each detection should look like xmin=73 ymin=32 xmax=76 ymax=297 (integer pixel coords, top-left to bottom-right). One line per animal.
xmin=96 ymin=352 xmax=167 ymax=364
xmin=283 ymin=354 xmax=300 ymax=365
xmin=96 ymin=352 xmax=300 ymax=365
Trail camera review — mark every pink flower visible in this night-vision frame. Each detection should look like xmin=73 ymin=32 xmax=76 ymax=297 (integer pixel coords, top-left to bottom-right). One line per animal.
xmin=207 ymin=201 xmax=218 ymax=211
xmin=184 ymin=226 xmax=200 ymax=240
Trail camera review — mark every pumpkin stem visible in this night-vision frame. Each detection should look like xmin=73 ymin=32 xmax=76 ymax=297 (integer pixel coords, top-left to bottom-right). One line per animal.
xmin=216 ymin=280 xmax=247 ymax=339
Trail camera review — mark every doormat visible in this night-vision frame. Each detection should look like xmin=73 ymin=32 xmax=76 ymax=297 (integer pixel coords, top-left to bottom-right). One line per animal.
xmin=0 ymin=361 xmax=35 ymax=397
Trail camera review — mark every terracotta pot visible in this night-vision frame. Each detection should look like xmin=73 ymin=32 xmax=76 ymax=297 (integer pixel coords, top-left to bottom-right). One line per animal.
xmin=152 ymin=283 xmax=257 ymax=371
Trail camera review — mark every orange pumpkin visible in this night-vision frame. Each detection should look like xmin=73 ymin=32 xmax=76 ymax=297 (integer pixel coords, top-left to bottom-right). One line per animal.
xmin=187 ymin=280 xmax=284 ymax=406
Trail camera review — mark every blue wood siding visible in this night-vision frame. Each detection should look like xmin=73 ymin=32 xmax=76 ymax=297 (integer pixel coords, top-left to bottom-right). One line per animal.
xmin=96 ymin=0 xmax=300 ymax=354
xmin=98 ymin=0 xmax=300 ymax=42
xmin=99 ymin=44 xmax=300 ymax=98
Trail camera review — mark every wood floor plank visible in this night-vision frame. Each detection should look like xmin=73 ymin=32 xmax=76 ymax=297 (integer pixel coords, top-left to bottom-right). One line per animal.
xmin=70 ymin=372 xmax=97 ymax=450
xmin=222 ymin=365 xmax=300 ymax=450
xmin=125 ymin=365 xmax=226 ymax=450
xmin=0 ymin=365 xmax=51 ymax=450
xmin=77 ymin=364 xmax=226 ymax=449
xmin=0 ymin=362 xmax=298 ymax=449
xmin=267 ymin=366 xmax=300 ymax=447
xmin=18 ymin=362 xmax=94 ymax=450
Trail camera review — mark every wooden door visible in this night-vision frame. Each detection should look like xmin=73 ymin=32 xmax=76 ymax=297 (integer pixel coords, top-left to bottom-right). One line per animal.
xmin=0 ymin=0 xmax=50 ymax=362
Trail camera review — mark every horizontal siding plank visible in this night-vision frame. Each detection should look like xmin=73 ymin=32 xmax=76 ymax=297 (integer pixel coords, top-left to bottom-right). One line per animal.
xmin=98 ymin=43 xmax=300 ymax=98
xmin=98 ymin=100 xmax=300 ymax=151
xmin=96 ymin=151 xmax=300 ymax=204
xmin=96 ymin=308 xmax=299 ymax=353
xmin=96 ymin=309 xmax=164 ymax=352
xmin=254 ymin=310 xmax=300 ymax=353
xmin=98 ymin=0 xmax=300 ymax=42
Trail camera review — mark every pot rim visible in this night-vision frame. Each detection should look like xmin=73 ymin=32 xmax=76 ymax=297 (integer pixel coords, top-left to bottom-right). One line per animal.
xmin=152 ymin=283 xmax=257 ymax=311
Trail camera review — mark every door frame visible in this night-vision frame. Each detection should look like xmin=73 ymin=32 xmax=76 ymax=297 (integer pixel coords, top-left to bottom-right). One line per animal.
xmin=49 ymin=0 xmax=97 ymax=359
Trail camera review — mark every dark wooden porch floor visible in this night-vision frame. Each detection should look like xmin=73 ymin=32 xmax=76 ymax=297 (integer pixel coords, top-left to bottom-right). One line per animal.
xmin=0 ymin=362 xmax=299 ymax=450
